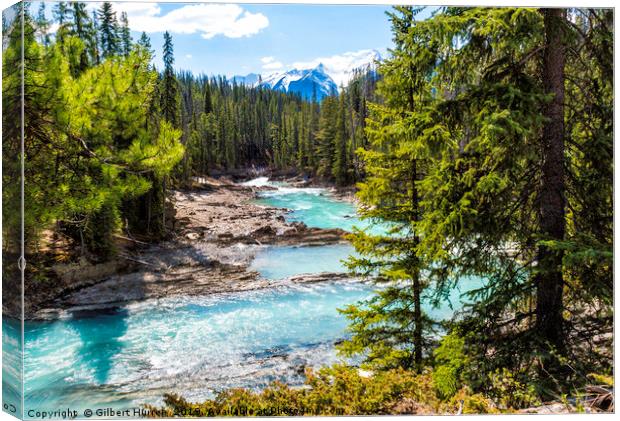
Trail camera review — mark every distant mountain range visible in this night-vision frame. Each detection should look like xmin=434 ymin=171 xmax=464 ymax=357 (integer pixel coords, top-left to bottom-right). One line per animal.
xmin=232 ymin=64 xmax=337 ymax=101
xmin=232 ymin=50 xmax=381 ymax=101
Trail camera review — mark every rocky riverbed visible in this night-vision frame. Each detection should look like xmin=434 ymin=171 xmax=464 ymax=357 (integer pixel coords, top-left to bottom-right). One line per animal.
xmin=23 ymin=177 xmax=351 ymax=320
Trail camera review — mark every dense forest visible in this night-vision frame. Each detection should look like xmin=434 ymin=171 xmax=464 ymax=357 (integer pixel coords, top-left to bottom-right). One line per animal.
xmin=2 ymin=1 xmax=614 ymax=414
xmin=2 ymin=1 xmax=376 ymax=262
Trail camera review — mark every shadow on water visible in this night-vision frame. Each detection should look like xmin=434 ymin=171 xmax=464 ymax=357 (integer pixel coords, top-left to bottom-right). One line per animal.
xmin=70 ymin=307 xmax=130 ymax=385
xmin=21 ymin=306 xmax=134 ymax=413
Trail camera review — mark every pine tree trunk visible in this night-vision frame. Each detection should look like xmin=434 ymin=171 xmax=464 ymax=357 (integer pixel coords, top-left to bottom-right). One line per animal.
xmin=535 ymin=8 xmax=566 ymax=351
xmin=413 ymin=269 xmax=422 ymax=370
xmin=408 ymin=65 xmax=423 ymax=371
xmin=411 ymin=160 xmax=423 ymax=371
xmin=162 ymin=176 xmax=167 ymax=234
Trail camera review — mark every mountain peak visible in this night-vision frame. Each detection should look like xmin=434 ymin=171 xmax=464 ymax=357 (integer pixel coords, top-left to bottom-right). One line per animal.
xmin=260 ymin=66 xmax=337 ymax=101
xmin=314 ymin=63 xmax=327 ymax=73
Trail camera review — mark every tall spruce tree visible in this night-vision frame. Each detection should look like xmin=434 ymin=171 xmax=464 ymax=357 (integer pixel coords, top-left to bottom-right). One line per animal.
xmin=70 ymin=2 xmax=89 ymax=38
xmin=338 ymin=6 xmax=436 ymax=372
xmin=315 ymin=96 xmax=338 ymax=179
xmin=119 ymin=11 xmax=132 ymax=56
xmin=137 ymin=31 xmax=153 ymax=57
xmin=88 ymin=9 xmax=100 ymax=64
xmin=332 ymin=89 xmax=349 ymax=185
xmin=52 ymin=1 xmax=71 ymax=44
xmin=98 ymin=2 xmax=119 ymax=59
xmin=161 ymin=31 xmax=178 ymax=126
xmin=70 ymin=2 xmax=91 ymax=73
xmin=158 ymin=31 xmax=179 ymax=231
xmin=35 ymin=2 xmax=50 ymax=46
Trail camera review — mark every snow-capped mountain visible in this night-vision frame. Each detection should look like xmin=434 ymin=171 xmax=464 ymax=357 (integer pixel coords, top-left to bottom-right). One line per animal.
xmin=261 ymin=63 xmax=338 ymax=101
xmin=232 ymin=49 xmax=382 ymax=101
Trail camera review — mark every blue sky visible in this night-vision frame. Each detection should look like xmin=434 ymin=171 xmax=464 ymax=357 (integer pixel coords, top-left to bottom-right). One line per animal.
xmin=32 ymin=2 xmax=433 ymax=84
xmin=147 ymin=3 xmax=395 ymax=79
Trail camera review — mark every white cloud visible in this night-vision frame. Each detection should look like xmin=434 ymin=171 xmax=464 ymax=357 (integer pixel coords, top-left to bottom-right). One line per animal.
xmin=261 ymin=56 xmax=283 ymax=70
xmin=113 ymin=3 xmax=162 ymax=16
xmin=185 ymin=54 xmax=193 ymax=59
xmin=292 ymin=49 xmax=381 ymax=86
xmin=107 ymin=3 xmax=269 ymax=40
xmin=263 ymin=61 xmax=284 ymax=70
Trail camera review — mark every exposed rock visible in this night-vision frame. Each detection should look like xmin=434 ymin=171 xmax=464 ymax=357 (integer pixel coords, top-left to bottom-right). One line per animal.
xmin=519 ymin=403 xmax=575 ymax=414
xmin=251 ymin=225 xmax=277 ymax=237
xmin=283 ymin=272 xmax=354 ymax=284
xmin=52 ymin=257 xmax=126 ymax=284
xmin=173 ymin=183 xmax=347 ymax=246
xmin=31 ymin=270 xmax=358 ymax=320
xmin=185 ymin=232 xmax=201 ymax=240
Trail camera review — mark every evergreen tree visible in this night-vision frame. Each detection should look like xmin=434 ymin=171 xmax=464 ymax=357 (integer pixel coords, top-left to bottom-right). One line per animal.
xmin=534 ymin=7 xmax=568 ymax=366
xmin=98 ymin=2 xmax=119 ymax=59
xmin=52 ymin=1 xmax=71 ymax=44
xmin=203 ymin=83 xmax=213 ymax=114
xmin=35 ymin=2 xmax=50 ymax=46
xmin=338 ymin=6 xmax=435 ymax=372
xmin=307 ymin=93 xmax=320 ymax=169
xmin=70 ymin=2 xmax=89 ymax=38
xmin=315 ymin=96 xmax=338 ymax=179
xmin=137 ymin=31 xmax=153 ymax=57
xmin=70 ymin=2 xmax=91 ymax=72
xmin=361 ymin=6 xmax=614 ymax=395
xmin=160 ymin=31 xmax=178 ymax=126
xmin=52 ymin=1 xmax=69 ymax=25
xmin=332 ymin=89 xmax=349 ymax=185
xmin=119 ymin=11 xmax=132 ymax=56
xmin=2 ymin=3 xmax=183 ymax=261
xmin=559 ymin=10 xmax=613 ymax=376
xmin=88 ymin=9 xmax=100 ymax=64
xmin=158 ymin=31 xmax=180 ymax=230
xmin=3 ymin=2 xmax=48 ymax=256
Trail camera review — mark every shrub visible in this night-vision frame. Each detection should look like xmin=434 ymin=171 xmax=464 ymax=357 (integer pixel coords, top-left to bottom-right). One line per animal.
xmin=432 ymin=332 xmax=468 ymax=399
xmin=488 ymin=368 xmax=542 ymax=409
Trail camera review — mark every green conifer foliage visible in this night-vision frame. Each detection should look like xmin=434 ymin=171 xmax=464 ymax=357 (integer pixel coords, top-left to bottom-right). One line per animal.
xmin=332 ymin=90 xmax=349 ymax=185
xmin=35 ymin=2 xmax=50 ymax=46
xmin=137 ymin=31 xmax=153 ymax=57
xmin=119 ymin=11 xmax=132 ymax=57
xmin=2 ymin=5 xmax=183 ymax=261
xmin=161 ymin=31 xmax=178 ymax=127
xmin=338 ymin=6 xmax=437 ymax=372
xmin=98 ymin=2 xmax=119 ymax=59
xmin=315 ymin=96 xmax=338 ymax=179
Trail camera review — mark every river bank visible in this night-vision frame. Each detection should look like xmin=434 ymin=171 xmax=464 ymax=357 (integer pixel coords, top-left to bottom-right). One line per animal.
xmin=19 ymin=176 xmax=354 ymax=320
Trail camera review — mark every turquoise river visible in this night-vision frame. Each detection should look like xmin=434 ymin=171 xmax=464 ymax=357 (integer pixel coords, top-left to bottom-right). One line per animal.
xmin=2 ymin=178 xmax=483 ymax=418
